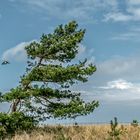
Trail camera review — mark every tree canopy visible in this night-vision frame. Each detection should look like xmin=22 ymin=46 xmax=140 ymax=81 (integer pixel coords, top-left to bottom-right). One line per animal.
xmin=0 ymin=21 xmax=99 ymax=123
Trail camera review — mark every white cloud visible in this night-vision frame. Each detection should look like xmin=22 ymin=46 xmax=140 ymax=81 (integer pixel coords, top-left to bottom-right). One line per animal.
xmin=100 ymin=79 xmax=133 ymax=90
xmin=104 ymin=0 xmax=140 ymax=22
xmin=96 ymin=79 xmax=140 ymax=101
xmin=104 ymin=12 xmax=132 ymax=22
xmin=2 ymin=41 xmax=34 ymax=62
xmin=77 ymin=79 xmax=140 ymax=102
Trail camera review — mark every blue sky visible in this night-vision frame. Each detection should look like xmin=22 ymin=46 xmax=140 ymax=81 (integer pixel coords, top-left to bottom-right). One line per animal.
xmin=1 ymin=0 xmax=140 ymax=124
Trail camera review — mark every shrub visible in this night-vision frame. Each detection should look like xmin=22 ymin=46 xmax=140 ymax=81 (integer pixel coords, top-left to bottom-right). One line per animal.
xmin=0 ymin=112 xmax=37 ymax=138
xmin=107 ymin=117 xmax=123 ymax=140
xmin=131 ymin=120 xmax=139 ymax=127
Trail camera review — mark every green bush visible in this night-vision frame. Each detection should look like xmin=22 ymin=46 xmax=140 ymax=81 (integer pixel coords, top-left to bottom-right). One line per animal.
xmin=0 ymin=112 xmax=38 ymax=138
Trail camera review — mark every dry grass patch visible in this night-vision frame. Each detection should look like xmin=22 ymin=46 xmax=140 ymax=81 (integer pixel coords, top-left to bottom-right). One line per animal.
xmin=4 ymin=124 xmax=140 ymax=140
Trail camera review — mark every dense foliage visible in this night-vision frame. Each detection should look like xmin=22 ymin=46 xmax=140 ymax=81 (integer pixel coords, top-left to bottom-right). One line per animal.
xmin=0 ymin=112 xmax=36 ymax=138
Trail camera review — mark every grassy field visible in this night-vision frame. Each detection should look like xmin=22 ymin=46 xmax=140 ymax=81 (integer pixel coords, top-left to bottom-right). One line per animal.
xmin=4 ymin=124 xmax=140 ymax=140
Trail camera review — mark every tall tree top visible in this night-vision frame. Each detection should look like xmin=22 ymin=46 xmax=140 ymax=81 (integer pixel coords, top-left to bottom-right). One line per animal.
xmin=25 ymin=21 xmax=85 ymax=62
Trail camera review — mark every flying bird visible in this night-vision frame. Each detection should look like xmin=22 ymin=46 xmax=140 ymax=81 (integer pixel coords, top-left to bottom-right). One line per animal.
xmin=1 ymin=60 xmax=10 ymax=65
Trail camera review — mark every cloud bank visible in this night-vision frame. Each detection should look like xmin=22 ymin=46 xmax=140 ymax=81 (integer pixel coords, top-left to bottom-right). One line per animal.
xmin=72 ymin=55 xmax=140 ymax=102
xmin=9 ymin=0 xmax=118 ymax=21
xmin=104 ymin=0 xmax=140 ymax=22
xmin=9 ymin=0 xmax=140 ymax=22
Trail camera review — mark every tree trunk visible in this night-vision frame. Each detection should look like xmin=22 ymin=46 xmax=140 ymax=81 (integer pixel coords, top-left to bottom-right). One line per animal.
xmin=11 ymin=99 xmax=20 ymax=112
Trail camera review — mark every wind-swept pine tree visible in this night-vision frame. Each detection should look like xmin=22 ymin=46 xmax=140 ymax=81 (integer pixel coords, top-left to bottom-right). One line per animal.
xmin=0 ymin=21 xmax=99 ymax=122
